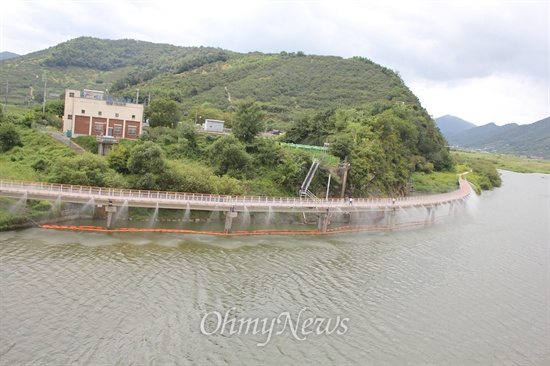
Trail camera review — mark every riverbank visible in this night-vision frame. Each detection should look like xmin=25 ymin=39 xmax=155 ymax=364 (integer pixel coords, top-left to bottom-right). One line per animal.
xmin=451 ymin=150 xmax=550 ymax=174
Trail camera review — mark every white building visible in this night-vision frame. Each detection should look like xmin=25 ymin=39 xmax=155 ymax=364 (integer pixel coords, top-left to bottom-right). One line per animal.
xmin=63 ymin=89 xmax=144 ymax=140
xmin=203 ymin=119 xmax=225 ymax=133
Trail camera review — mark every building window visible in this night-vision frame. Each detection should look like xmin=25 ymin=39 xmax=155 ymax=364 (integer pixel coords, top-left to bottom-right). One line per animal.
xmin=128 ymin=126 xmax=137 ymax=135
xmin=94 ymin=123 xmax=104 ymax=133
xmin=69 ymin=92 xmax=75 ymax=97
xmin=114 ymin=125 xmax=122 ymax=134
xmin=132 ymin=115 xmax=136 ymax=119
xmin=98 ymin=111 xmax=102 ymax=116
xmin=115 ymin=113 xmax=119 ymax=118
xmin=81 ymin=110 xmax=85 ymax=114
xmin=67 ymin=114 xmax=73 ymax=120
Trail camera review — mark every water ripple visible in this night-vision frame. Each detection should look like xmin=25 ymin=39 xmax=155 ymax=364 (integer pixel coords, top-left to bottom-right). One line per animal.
xmin=1 ymin=172 xmax=549 ymax=365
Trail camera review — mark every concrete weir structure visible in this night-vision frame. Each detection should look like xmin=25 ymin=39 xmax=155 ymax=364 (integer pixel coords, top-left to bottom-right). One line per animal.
xmin=0 ymin=178 xmax=471 ymax=233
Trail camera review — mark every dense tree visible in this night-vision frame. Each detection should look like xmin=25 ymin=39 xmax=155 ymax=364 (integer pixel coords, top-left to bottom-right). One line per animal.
xmin=46 ymin=153 xmax=126 ymax=187
xmin=126 ymin=141 xmax=166 ymax=176
xmin=175 ymin=51 xmax=230 ymax=73
xmin=251 ymin=138 xmax=283 ymax=167
xmin=328 ymin=134 xmax=354 ymax=160
xmin=274 ymin=148 xmax=312 ymax=193
xmin=231 ymin=99 xmax=266 ymax=144
xmin=107 ymin=145 xmax=131 ymax=174
xmin=43 ymin=99 xmax=65 ymax=116
xmin=284 ymin=109 xmax=335 ymax=145
xmin=157 ymin=160 xmax=245 ymax=195
xmin=209 ymin=135 xmax=252 ymax=178
xmin=0 ymin=123 xmax=22 ymax=152
xmin=145 ymin=98 xmax=181 ymax=128
xmin=176 ymin=123 xmax=199 ymax=150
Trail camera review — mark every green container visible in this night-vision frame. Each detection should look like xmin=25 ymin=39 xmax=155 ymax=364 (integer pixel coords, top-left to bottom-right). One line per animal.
xmin=66 ymin=130 xmax=72 ymax=137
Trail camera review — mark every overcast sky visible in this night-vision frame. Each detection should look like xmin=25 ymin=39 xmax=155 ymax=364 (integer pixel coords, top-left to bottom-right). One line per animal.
xmin=1 ymin=0 xmax=548 ymax=125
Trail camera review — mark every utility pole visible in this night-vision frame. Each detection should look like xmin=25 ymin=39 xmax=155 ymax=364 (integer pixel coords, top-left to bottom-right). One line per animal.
xmin=136 ymin=89 xmax=140 ymax=103
xmin=326 ymin=174 xmax=331 ymax=199
xmin=42 ymin=80 xmax=47 ymax=114
xmin=4 ymin=78 xmax=8 ymax=109
xmin=340 ymin=156 xmax=351 ymax=198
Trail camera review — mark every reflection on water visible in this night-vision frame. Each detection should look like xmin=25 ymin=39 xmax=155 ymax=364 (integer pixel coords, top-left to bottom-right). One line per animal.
xmin=0 ymin=171 xmax=548 ymax=365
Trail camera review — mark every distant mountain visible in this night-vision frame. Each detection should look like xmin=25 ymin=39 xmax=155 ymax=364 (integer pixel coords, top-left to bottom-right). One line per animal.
xmin=0 ymin=52 xmax=19 ymax=60
xmin=450 ymin=122 xmax=518 ymax=146
xmin=446 ymin=117 xmax=550 ymax=159
xmin=435 ymin=115 xmax=476 ymax=135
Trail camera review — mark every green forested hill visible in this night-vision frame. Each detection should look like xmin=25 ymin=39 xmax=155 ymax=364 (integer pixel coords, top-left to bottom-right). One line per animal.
xmin=0 ymin=37 xmax=234 ymax=107
xmin=0 ymin=37 xmax=456 ymax=197
xmin=144 ymin=53 xmax=416 ymax=118
xmin=1 ymin=37 xmax=416 ymax=120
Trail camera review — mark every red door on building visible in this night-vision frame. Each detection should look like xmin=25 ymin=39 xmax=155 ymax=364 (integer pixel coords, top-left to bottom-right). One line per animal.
xmin=74 ymin=116 xmax=90 ymax=135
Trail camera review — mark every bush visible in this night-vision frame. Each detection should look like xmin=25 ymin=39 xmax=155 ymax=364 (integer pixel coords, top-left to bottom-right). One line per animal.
xmin=0 ymin=123 xmax=23 ymax=152
xmin=47 ymin=152 xmax=127 ymax=188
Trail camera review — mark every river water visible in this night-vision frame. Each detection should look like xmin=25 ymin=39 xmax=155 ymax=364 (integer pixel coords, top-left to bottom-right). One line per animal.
xmin=0 ymin=170 xmax=548 ymax=365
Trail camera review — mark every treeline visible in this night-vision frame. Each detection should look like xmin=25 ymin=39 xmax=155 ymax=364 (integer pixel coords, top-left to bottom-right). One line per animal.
xmin=283 ymin=102 xmax=453 ymax=196
xmin=43 ymin=37 xmax=233 ymax=73
xmin=132 ymin=52 xmax=419 ymax=122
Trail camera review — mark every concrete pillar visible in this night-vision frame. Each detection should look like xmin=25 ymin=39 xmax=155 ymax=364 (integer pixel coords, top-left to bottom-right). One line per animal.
xmin=344 ymin=212 xmax=351 ymax=224
xmin=317 ymin=210 xmax=330 ymax=232
xmin=105 ymin=205 xmax=117 ymax=229
xmin=383 ymin=209 xmax=390 ymax=227
xmin=389 ymin=208 xmax=397 ymax=230
xmin=449 ymin=202 xmax=455 ymax=216
xmin=424 ymin=206 xmax=435 ymax=224
xmin=225 ymin=211 xmax=238 ymax=233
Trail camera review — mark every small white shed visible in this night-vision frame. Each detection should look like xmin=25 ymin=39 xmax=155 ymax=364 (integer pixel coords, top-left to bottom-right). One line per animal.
xmin=203 ymin=119 xmax=225 ymax=133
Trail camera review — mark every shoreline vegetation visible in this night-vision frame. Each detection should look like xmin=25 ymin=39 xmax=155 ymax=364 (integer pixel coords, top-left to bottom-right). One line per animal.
xmin=1 ymin=123 xmax=538 ymax=231
xmin=451 ymin=150 xmax=549 ymax=174
xmin=1 ymin=107 xmax=542 ymax=231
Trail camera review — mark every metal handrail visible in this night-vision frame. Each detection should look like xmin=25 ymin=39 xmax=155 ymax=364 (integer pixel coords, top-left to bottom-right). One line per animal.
xmin=0 ymin=178 xmax=470 ymax=208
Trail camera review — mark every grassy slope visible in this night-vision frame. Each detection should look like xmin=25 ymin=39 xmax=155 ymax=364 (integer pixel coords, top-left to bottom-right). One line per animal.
xmin=0 ymin=127 xmax=77 ymax=229
xmin=451 ymin=150 xmax=550 ymax=174
xmin=0 ymin=127 xmax=75 ymax=180
xmin=410 ymin=149 xmax=546 ymax=196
